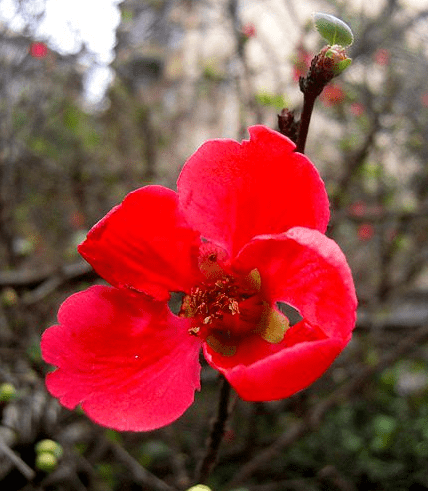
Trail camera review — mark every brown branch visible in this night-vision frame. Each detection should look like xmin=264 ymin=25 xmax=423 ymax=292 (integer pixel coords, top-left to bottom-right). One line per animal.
xmin=330 ymin=117 xmax=380 ymax=212
xmin=0 ymin=260 xmax=93 ymax=289
xmin=294 ymin=93 xmax=316 ymax=154
xmin=0 ymin=435 xmax=36 ymax=481
xmin=109 ymin=441 xmax=177 ymax=491
xmin=196 ymin=376 xmax=232 ymax=484
xmin=295 ymin=46 xmax=349 ymax=154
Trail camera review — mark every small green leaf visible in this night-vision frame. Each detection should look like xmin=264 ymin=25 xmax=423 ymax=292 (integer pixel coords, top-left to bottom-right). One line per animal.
xmin=336 ymin=58 xmax=352 ymax=74
xmin=314 ymin=12 xmax=354 ymax=47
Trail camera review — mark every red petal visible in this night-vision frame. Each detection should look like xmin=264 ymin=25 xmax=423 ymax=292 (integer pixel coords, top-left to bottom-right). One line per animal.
xmin=205 ymin=336 xmax=345 ymax=401
xmin=78 ymin=186 xmax=202 ymax=300
xmin=41 ymin=286 xmax=202 ymax=431
xmin=177 ymin=125 xmax=329 ymax=257
xmin=234 ymin=227 xmax=357 ymax=341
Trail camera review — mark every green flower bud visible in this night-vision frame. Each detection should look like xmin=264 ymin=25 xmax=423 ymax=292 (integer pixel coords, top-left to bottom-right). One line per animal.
xmin=35 ymin=452 xmax=58 ymax=473
xmin=186 ymin=486 xmax=212 ymax=491
xmin=314 ymin=12 xmax=354 ymax=47
xmin=35 ymin=439 xmax=63 ymax=459
xmin=0 ymin=383 xmax=16 ymax=402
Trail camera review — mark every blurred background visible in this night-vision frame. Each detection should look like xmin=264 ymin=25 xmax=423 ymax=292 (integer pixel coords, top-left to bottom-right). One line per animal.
xmin=1 ymin=0 xmax=428 ymax=490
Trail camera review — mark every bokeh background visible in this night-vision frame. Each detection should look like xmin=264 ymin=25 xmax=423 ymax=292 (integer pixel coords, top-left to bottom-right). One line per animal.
xmin=1 ymin=0 xmax=428 ymax=490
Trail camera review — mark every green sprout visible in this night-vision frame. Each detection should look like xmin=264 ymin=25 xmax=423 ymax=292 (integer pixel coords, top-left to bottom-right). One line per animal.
xmin=314 ymin=12 xmax=354 ymax=47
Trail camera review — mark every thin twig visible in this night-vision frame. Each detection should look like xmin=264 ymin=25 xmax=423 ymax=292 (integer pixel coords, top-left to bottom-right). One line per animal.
xmin=0 ymin=260 xmax=92 ymax=288
xmin=0 ymin=436 xmax=36 ymax=481
xmin=295 ymin=93 xmax=316 ymax=154
xmin=196 ymin=376 xmax=232 ymax=484
xmin=110 ymin=440 xmax=177 ymax=491
xmin=295 ymin=45 xmax=350 ymax=154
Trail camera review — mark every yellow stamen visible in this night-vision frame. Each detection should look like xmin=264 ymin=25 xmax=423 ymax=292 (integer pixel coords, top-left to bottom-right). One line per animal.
xmin=256 ymin=304 xmax=290 ymax=344
xmin=243 ymin=268 xmax=262 ymax=292
xmin=206 ymin=333 xmax=237 ymax=357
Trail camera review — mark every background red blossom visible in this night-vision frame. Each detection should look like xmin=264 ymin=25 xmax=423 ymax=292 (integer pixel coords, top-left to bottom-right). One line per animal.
xmin=30 ymin=41 xmax=48 ymax=58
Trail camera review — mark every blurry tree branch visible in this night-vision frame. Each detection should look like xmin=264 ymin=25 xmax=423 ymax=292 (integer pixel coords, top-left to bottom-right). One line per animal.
xmin=196 ymin=376 xmax=233 ymax=484
xmin=109 ymin=440 xmax=177 ymax=491
xmin=0 ymin=435 xmax=36 ymax=481
xmin=0 ymin=260 xmax=93 ymax=288
xmin=0 ymin=261 xmax=95 ymax=305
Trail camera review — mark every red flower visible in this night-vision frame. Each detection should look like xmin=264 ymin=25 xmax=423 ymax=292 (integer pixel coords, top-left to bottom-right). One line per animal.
xmin=242 ymin=23 xmax=256 ymax=38
xmin=30 ymin=42 xmax=48 ymax=58
xmin=349 ymin=201 xmax=366 ymax=217
xmin=357 ymin=223 xmax=374 ymax=241
xmin=320 ymin=84 xmax=345 ymax=106
xmin=292 ymin=44 xmax=312 ymax=81
xmin=350 ymin=103 xmax=365 ymax=117
xmin=373 ymin=48 xmax=390 ymax=66
xmin=41 ymin=126 xmax=357 ymax=431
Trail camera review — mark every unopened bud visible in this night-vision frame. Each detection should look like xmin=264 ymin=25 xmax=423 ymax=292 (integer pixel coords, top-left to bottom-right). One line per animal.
xmin=324 ymin=45 xmax=352 ymax=75
xmin=317 ymin=45 xmax=352 ymax=78
xmin=35 ymin=452 xmax=57 ymax=472
xmin=0 ymin=383 xmax=16 ymax=402
xmin=35 ymin=439 xmax=63 ymax=458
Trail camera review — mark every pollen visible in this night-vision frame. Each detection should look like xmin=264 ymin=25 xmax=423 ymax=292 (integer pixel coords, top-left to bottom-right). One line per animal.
xmin=180 ymin=262 xmax=288 ymax=356
xmin=180 ymin=275 xmax=246 ymax=325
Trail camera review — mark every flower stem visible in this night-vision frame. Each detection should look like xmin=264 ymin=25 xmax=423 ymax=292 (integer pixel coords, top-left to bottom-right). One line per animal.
xmin=196 ymin=376 xmax=232 ymax=484
xmin=295 ymin=92 xmax=317 ymax=154
xmin=295 ymin=46 xmax=350 ymax=154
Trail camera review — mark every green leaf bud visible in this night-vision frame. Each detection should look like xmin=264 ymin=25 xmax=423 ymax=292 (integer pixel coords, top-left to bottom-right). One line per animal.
xmin=336 ymin=57 xmax=352 ymax=73
xmin=313 ymin=12 xmax=354 ymax=47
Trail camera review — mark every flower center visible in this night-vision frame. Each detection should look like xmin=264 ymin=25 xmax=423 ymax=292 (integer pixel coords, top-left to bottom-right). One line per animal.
xmin=180 ymin=274 xmax=257 ymax=327
xmin=179 ymin=251 xmax=289 ymax=356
